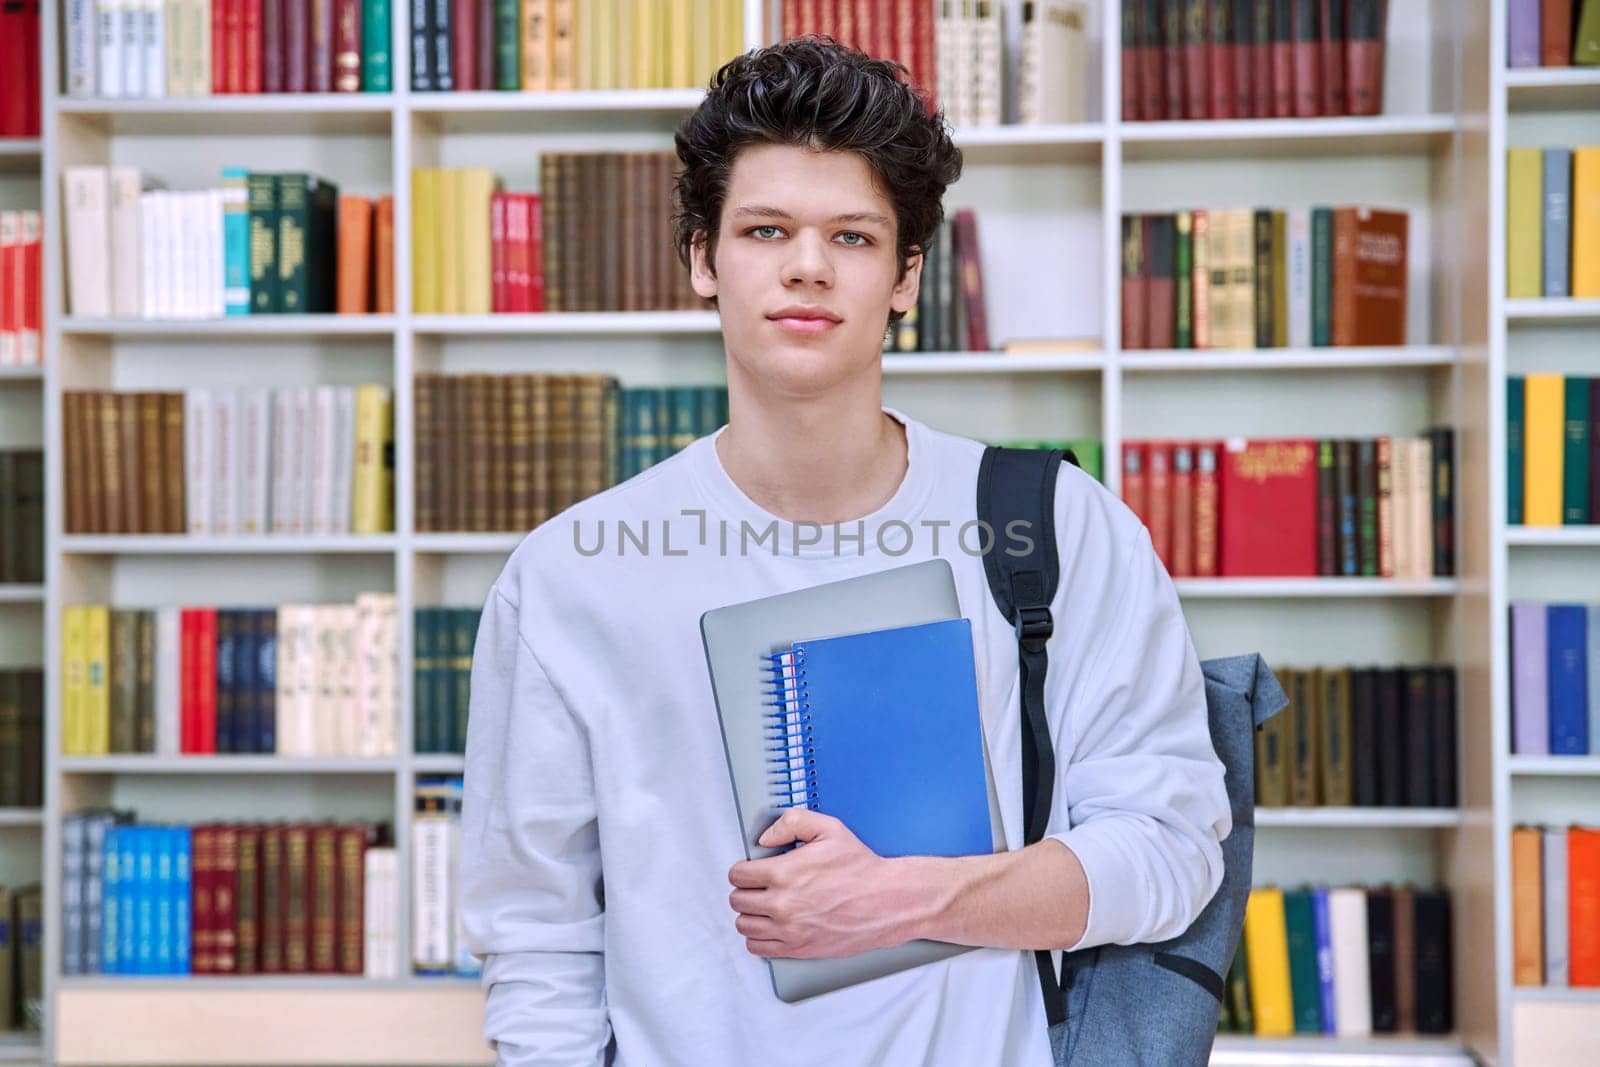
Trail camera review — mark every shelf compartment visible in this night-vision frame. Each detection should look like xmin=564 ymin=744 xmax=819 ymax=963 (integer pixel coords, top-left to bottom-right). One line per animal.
xmin=61 ymin=535 xmax=399 ymax=555
xmin=1209 ymin=1033 xmax=1469 ymax=1066
xmin=60 ymin=756 xmax=399 ymax=775
xmin=1507 ymin=756 xmax=1600 ymax=778
xmin=1174 ymin=578 xmax=1461 ymax=599
xmin=1120 ymin=114 xmax=1458 ymax=162
xmin=412 ymin=533 xmax=523 ymax=555
xmin=1506 ymin=527 xmax=1600 ymax=547
xmin=57 ymin=95 xmax=396 ymax=136
xmin=1504 ymin=68 xmax=1600 ymax=112
xmin=1256 ymin=807 xmax=1463 ymax=829
xmin=1120 ymin=346 xmax=1456 ymax=373
xmin=0 ymin=585 xmax=44 ymax=604
xmin=1504 ymin=298 xmax=1600 ymax=325
xmin=949 ymin=122 xmax=1105 ymax=164
xmin=0 ymin=139 xmax=41 ymax=173
xmin=882 ymin=352 xmax=1105 ymax=375
xmin=61 ymin=315 xmax=398 ymax=338
xmin=412 ymin=311 xmax=720 ymax=336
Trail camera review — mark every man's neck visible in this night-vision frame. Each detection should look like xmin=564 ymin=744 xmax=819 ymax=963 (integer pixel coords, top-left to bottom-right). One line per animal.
xmin=715 ymin=392 xmax=909 ymax=526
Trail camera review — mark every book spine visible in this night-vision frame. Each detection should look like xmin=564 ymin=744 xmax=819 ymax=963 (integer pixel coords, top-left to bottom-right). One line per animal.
xmin=361 ymin=0 xmax=390 ymax=89
xmin=334 ymin=0 xmax=362 ymax=90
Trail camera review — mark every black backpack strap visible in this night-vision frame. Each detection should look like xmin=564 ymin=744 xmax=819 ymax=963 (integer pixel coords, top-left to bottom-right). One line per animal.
xmin=976 ymin=445 xmax=1075 ymax=1028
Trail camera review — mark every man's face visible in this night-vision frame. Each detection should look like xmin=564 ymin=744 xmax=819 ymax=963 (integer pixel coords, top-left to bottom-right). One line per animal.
xmin=690 ymin=143 xmax=922 ymax=399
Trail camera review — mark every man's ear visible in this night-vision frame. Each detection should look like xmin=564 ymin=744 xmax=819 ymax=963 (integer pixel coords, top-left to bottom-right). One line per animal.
xmin=690 ymin=230 xmax=719 ymax=300
xmin=890 ymin=248 xmax=923 ymax=316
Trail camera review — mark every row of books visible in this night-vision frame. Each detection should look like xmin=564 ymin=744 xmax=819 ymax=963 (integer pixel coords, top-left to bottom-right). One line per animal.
xmin=412 ymin=607 xmax=479 ymax=754
xmin=1120 ymin=434 xmax=1455 ymax=580
xmin=0 ymin=671 xmax=42 ymax=809
xmin=0 ymin=452 xmax=43 ymax=585
xmin=779 ymin=1 xmax=939 ymax=117
xmin=1120 ymin=206 xmax=1408 ymax=352
xmin=0 ymin=212 xmax=42 ymax=365
xmin=412 ymin=775 xmax=475 ymax=976
xmin=0 ymin=0 xmax=41 ymax=137
xmin=894 ymin=209 xmax=990 ymax=352
xmin=61 ymin=387 xmax=396 ymax=536
xmin=413 ymin=0 xmax=743 ymax=93
xmin=1507 ymin=0 xmax=1600 ymax=67
xmin=1230 ymin=884 xmax=1453 ymax=1037
xmin=1509 ymin=375 xmax=1600 ymax=527
xmin=1510 ymin=602 xmax=1600 ymax=757
xmin=1506 ymin=147 xmax=1600 ymax=300
xmin=1257 ymin=665 xmax=1457 ymax=810
xmin=0 ymin=885 xmax=40 ymax=1033
xmin=59 ymin=596 xmax=399 ymax=758
xmin=59 ymin=812 xmax=403 ymax=977
xmin=63 ymin=0 xmax=394 ymax=98
xmin=1511 ymin=824 xmax=1600 ymax=987
xmin=412 ymin=154 xmax=701 ymax=315
xmin=1121 ymin=0 xmax=1390 ymax=123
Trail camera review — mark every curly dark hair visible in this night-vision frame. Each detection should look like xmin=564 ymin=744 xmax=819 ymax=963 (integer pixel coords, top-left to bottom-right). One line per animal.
xmin=671 ymin=37 xmax=963 ymax=321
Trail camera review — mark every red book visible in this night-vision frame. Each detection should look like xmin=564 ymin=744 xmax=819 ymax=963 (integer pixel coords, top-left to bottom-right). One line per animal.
xmin=1345 ymin=0 xmax=1384 ymax=116
xmin=782 ymin=0 xmax=798 ymax=39
xmin=1231 ymin=0 xmax=1254 ymax=118
xmin=1193 ymin=442 xmax=1220 ymax=576
xmin=226 ymin=0 xmax=246 ymax=93
xmin=1291 ymin=0 xmax=1321 ymax=116
xmin=1162 ymin=0 xmax=1184 ymax=120
xmin=24 ymin=0 xmax=38 ymax=135
xmin=334 ymin=0 xmax=362 ymax=91
xmin=1121 ymin=214 xmax=1148 ymax=350
xmin=1182 ymin=0 xmax=1209 ymax=119
xmin=0 ymin=217 xmax=18 ymax=359
xmin=262 ymin=0 xmax=284 ymax=92
xmin=1219 ymin=438 xmax=1319 ymax=576
xmin=310 ymin=0 xmax=333 ymax=92
xmin=242 ymin=0 xmax=263 ymax=93
xmin=1171 ymin=442 xmax=1196 ymax=577
xmin=310 ymin=825 xmax=338 ymax=973
xmin=21 ymin=213 xmax=40 ymax=365
xmin=180 ymin=609 xmax=198 ymax=753
xmin=1542 ymin=0 xmax=1574 ymax=67
xmin=1122 ymin=442 xmax=1150 ymax=530
xmin=504 ymin=193 xmax=526 ymax=312
xmin=1571 ymin=827 xmax=1600 ymax=986
xmin=1122 ymin=0 xmax=1142 ymax=120
xmin=1270 ymin=0 xmax=1293 ymax=117
xmin=0 ymin=2 xmax=29 ymax=135
xmin=952 ymin=209 xmax=990 ymax=351
xmin=196 ymin=607 xmax=218 ymax=754
xmin=285 ymin=0 xmax=309 ymax=92
xmin=213 ymin=825 xmax=240 ymax=973
xmin=213 ymin=0 xmax=230 ymax=93
xmin=1250 ymin=0 xmax=1272 ymax=117
xmin=490 ymin=192 xmax=508 ymax=312
xmin=1208 ymin=0 xmax=1234 ymax=119
xmin=1147 ymin=442 xmax=1173 ymax=568
xmin=1319 ymin=0 xmax=1345 ymax=114
xmin=912 ymin=0 xmax=935 ymax=115
xmin=1141 ymin=0 xmax=1166 ymax=119
xmin=453 ymin=0 xmax=476 ymax=90
xmin=190 ymin=825 xmax=215 ymax=973
xmin=526 ymin=193 xmax=545 ymax=312
xmin=337 ymin=825 xmax=367 ymax=974
xmin=817 ymin=0 xmax=835 ymax=40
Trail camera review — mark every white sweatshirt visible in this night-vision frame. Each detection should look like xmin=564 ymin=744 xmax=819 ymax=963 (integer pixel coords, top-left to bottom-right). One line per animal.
xmin=459 ymin=407 xmax=1230 ymax=1067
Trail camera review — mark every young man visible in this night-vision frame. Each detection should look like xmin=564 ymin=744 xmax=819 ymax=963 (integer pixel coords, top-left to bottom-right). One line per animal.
xmin=461 ymin=39 xmax=1229 ymax=1066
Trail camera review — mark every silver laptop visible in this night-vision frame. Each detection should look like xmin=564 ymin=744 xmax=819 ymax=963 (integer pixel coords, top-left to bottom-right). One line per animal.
xmin=700 ymin=557 xmax=1006 ymax=1004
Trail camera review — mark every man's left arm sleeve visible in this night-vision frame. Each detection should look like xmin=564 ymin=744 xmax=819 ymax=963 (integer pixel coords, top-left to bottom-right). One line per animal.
xmin=1046 ymin=525 xmax=1232 ymax=951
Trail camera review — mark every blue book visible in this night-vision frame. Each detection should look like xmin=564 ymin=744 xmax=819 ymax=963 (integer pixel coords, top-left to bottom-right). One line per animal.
xmin=235 ymin=615 xmax=258 ymax=754
xmin=222 ymin=167 xmax=250 ymax=315
xmin=136 ymin=827 xmax=156 ymax=975
xmin=1548 ymin=604 xmax=1590 ymax=755
xmin=1311 ymin=887 xmax=1338 ymax=1034
xmin=1543 ymin=148 xmax=1572 ymax=298
xmin=1589 ymin=605 xmax=1600 ymax=757
xmin=101 ymin=826 xmax=121 ymax=975
xmin=766 ymin=618 xmax=990 ymax=859
xmin=154 ymin=827 xmax=174 ymax=974
xmin=257 ymin=610 xmax=278 ymax=754
xmin=118 ymin=828 xmax=136 ymax=974
xmin=173 ymin=827 xmax=192 ymax=974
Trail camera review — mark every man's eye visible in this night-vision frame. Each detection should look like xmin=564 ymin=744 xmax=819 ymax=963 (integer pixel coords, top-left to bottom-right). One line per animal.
xmin=837 ymin=232 xmax=868 ymax=246
xmin=751 ymin=225 xmax=783 ymax=239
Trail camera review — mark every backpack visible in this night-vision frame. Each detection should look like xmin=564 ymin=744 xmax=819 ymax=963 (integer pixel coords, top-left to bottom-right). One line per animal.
xmin=976 ymin=446 xmax=1289 ymax=1066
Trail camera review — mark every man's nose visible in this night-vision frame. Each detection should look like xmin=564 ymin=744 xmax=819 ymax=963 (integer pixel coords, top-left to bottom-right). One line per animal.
xmin=782 ymin=230 xmax=835 ymax=288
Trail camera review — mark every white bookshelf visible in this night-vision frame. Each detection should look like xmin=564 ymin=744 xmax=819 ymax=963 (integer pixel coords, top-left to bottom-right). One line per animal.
xmin=28 ymin=0 xmax=1509 ymax=1064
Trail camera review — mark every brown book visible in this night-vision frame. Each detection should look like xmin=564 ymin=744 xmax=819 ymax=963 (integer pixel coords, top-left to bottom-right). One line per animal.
xmin=162 ymin=392 xmax=185 ymax=533
xmin=85 ymin=393 xmax=107 ymax=534
xmin=1250 ymin=0 xmax=1272 ymax=116
xmin=337 ymin=196 xmax=373 ymax=314
xmin=414 ymin=374 xmax=437 ymax=532
xmin=952 ymin=209 xmax=990 ymax=350
xmin=620 ymin=154 xmax=641 ymax=312
xmin=109 ymin=610 xmax=137 ymax=753
xmin=570 ymin=154 xmax=590 ymax=312
xmin=489 ymin=376 xmax=510 ymax=531
xmin=466 ymin=375 xmax=492 ymax=532
xmin=1121 ymin=215 xmax=1147 ymax=350
xmin=575 ymin=375 xmax=608 ymax=501
xmin=63 ymin=392 xmax=85 ymax=533
xmin=1147 ymin=442 xmax=1171 ymax=566
xmin=284 ymin=0 xmax=310 ymax=91
xmin=236 ymin=825 xmax=262 ymax=974
xmin=310 ymin=824 xmax=338 ymax=973
xmin=1319 ymin=667 xmax=1352 ymax=805
xmin=528 ymin=373 xmax=551 ymax=526
xmin=1511 ymin=824 xmax=1544 ymax=985
xmin=1182 ymin=0 xmax=1208 ymax=118
xmin=1331 ymin=206 xmax=1357 ymax=346
xmin=1193 ymin=442 xmax=1220 ymax=576
xmin=310 ymin=0 xmax=334 ymax=92
xmin=507 ymin=375 xmax=534 ymax=531
xmin=539 ymin=154 xmax=562 ymax=312
xmin=1333 ymin=206 xmax=1407 ymax=345
xmin=260 ymin=824 xmax=285 ymax=972
xmin=334 ymin=0 xmax=361 ymax=90
xmin=1146 ymin=215 xmax=1175 ymax=350
xmin=1271 ymin=210 xmax=1288 ymax=347
xmin=375 ymin=196 xmax=395 ymax=313
xmin=1161 ymin=0 xmax=1183 ymax=119
xmin=1345 ymin=0 xmax=1384 ymax=115
xmin=1289 ymin=668 xmax=1320 ymax=805
xmin=135 ymin=610 xmax=155 ymax=752
xmin=433 ymin=376 xmax=456 ymax=531
xmin=283 ymin=824 xmax=311 ymax=973
xmin=337 ymin=824 xmax=366 ymax=974
xmin=1542 ymin=0 xmax=1574 ymax=66
xmin=1291 ymin=0 xmax=1321 ymax=116
xmin=547 ymin=374 xmax=576 ymax=515
xmin=449 ymin=375 xmax=470 ymax=531
xmin=213 ymin=823 xmax=239 ymax=973
xmin=654 ymin=152 xmax=675 ymax=311
xmin=1170 ymin=443 xmax=1194 ymax=577
xmin=599 ymin=153 xmax=620 ymax=312
xmin=1376 ymin=434 xmax=1395 ymax=576
xmin=1393 ymin=883 xmax=1416 ymax=1031
xmin=1255 ymin=670 xmax=1290 ymax=806
xmin=138 ymin=393 xmax=163 ymax=535
xmin=190 ymin=824 xmax=215 ymax=973
xmin=1253 ymin=209 xmax=1274 ymax=348
xmin=117 ymin=392 xmax=142 ymax=534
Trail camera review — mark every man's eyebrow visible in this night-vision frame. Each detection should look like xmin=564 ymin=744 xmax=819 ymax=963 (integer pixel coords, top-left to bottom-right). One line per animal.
xmin=729 ymin=205 xmax=892 ymax=228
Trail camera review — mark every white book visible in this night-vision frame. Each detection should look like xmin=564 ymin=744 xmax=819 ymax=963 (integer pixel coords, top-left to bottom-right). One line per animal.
xmin=138 ymin=194 xmax=157 ymax=318
xmin=1288 ymin=209 xmax=1312 ymax=349
xmin=1019 ymin=0 xmax=1088 ymax=125
xmin=450 ymin=814 xmax=477 ymax=976
xmin=206 ymin=188 xmax=225 ymax=317
xmin=332 ymin=387 xmax=356 ymax=534
xmin=313 ymin=606 xmax=341 ymax=756
xmin=210 ymin=386 xmax=241 ymax=534
xmin=152 ymin=191 xmax=178 ymax=320
xmin=122 ymin=0 xmax=144 ymax=96
xmin=273 ymin=605 xmax=298 ymax=755
xmin=184 ymin=387 xmax=212 ymax=534
xmin=952 ymin=1 xmax=972 ymax=129
xmin=1545 ymin=827 xmax=1569 ymax=986
xmin=355 ymin=592 xmax=397 ymax=757
xmin=1328 ymin=887 xmax=1372 ymax=1037
xmin=190 ymin=0 xmax=212 ymax=96
xmin=281 ymin=604 xmax=320 ymax=756
xmin=364 ymin=847 xmax=400 ymax=978
xmin=238 ymin=387 xmax=272 ymax=534
xmin=1410 ymin=437 xmax=1433 ymax=580
xmin=935 ymin=1 xmax=953 ymax=127
xmin=289 ymin=386 xmax=314 ymax=534
xmin=0 ymin=215 xmax=16 ymax=365
xmin=98 ymin=0 xmax=124 ymax=98
xmin=154 ymin=606 xmax=181 ymax=756
xmin=169 ymin=192 xmax=192 ymax=318
xmin=972 ymin=0 xmax=1002 ymax=127
xmin=331 ymin=604 xmax=360 ymax=756
xmin=310 ymin=386 xmax=338 ymax=535
xmin=1391 ymin=437 xmax=1413 ymax=579
xmin=18 ymin=212 xmax=40 ymax=364
xmin=64 ymin=166 xmax=113 ymax=317
xmin=142 ymin=0 xmax=165 ymax=98
xmin=375 ymin=592 xmax=398 ymax=757
xmin=65 ymin=0 xmax=99 ymax=96
xmin=411 ymin=815 xmax=454 ymax=972
xmin=270 ymin=389 xmax=293 ymax=533
xmin=163 ymin=0 xmax=184 ymax=96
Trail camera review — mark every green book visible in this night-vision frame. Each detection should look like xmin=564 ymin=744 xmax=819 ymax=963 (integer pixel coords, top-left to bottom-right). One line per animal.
xmin=430 ymin=608 xmax=453 ymax=754
xmin=362 ymin=0 xmax=392 ymax=91
xmin=1565 ymin=376 xmax=1591 ymax=524
xmin=1508 ymin=376 xmax=1525 ymax=525
xmin=276 ymin=173 xmax=340 ymax=314
xmin=1175 ymin=210 xmax=1193 ymax=349
xmin=247 ymin=173 xmax=280 ymax=314
xmin=1254 ymin=208 xmax=1274 ymax=349
xmin=1576 ymin=0 xmax=1600 ymax=64
xmin=1282 ymin=890 xmax=1323 ymax=1033
xmin=696 ymin=385 xmax=722 ymax=439
xmin=619 ymin=389 xmax=645 ymax=481
xmin=649 ymin=391 xmax=673 ymax=467
xmin=494 ymin=0 xmax=519 ymax=89
xmin=1226 ymin=940 xmax=1253 ymax=1033
xmin=451 ymin=608 xmax=477 ymax=754
xmin=1310 ymin=206 xmax=1332 ymax=347
xmin=413 ymin=609 xmax=435 ymax=754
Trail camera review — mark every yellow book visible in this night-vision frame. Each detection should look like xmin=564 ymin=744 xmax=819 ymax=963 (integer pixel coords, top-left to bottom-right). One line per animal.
xmin=593 ymin=0 xmax=614 ymax=90
xmin=438 ymin=168 xmax=464 ymax=315
xmin=459 ymin=168 xmax=498 ymax=316
xmin=351 ymin=385 xmax=393 ymax=534
xmin=576 ymin=0 xmax=596 ymax=89
xmin=1507 ymin=148 xmax=1543 ymax=299
xmin=83 ymin=605 xmax=111 ymax=756
xmin=411 ymin=168 xmax=440 ymax=315
xmin=1243 ymin=887 xmax=1294 ymax=1037
xmin=720 ymin=0 xmax=743 ymax=71
xmin=522 ymin=0 xmax=551 ymax=91
xmin=612 ymin=0 xmax=632 ymax=90
xmin=691 ymin=0 xmax=715 ymax=87
xmin=61 ymin=606 xmax=85 ymax=755
xmin=551 ymin=0 xmax=576 ymax=90
xmin=634 ymin=0 xmax=654 ymax=90
xmin=1525 ymin=373 xmax=1565 ymax=526
xmin=668 ymin=0 xmax=690 ymax=87
xmin=1573 ymin=147 xmax=1600 ymax=298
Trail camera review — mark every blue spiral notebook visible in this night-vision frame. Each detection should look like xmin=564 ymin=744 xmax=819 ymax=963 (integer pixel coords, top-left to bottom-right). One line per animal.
xmin=766 ymin=618 xmax=993 ymax=860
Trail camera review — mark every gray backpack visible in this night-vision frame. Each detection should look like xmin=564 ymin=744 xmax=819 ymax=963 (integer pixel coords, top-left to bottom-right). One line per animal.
xmin=977 ymin=446 xmax=1289 ymax=1066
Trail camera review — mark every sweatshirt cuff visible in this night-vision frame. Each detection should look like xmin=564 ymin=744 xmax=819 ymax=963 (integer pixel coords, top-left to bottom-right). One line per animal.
xmin=1049 ymin=820 xmax=1141 ymax=952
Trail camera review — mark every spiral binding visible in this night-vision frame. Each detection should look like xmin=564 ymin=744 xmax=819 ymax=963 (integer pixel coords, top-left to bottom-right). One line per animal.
xmin=764 ymin=648 xmax=819 ymax=810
